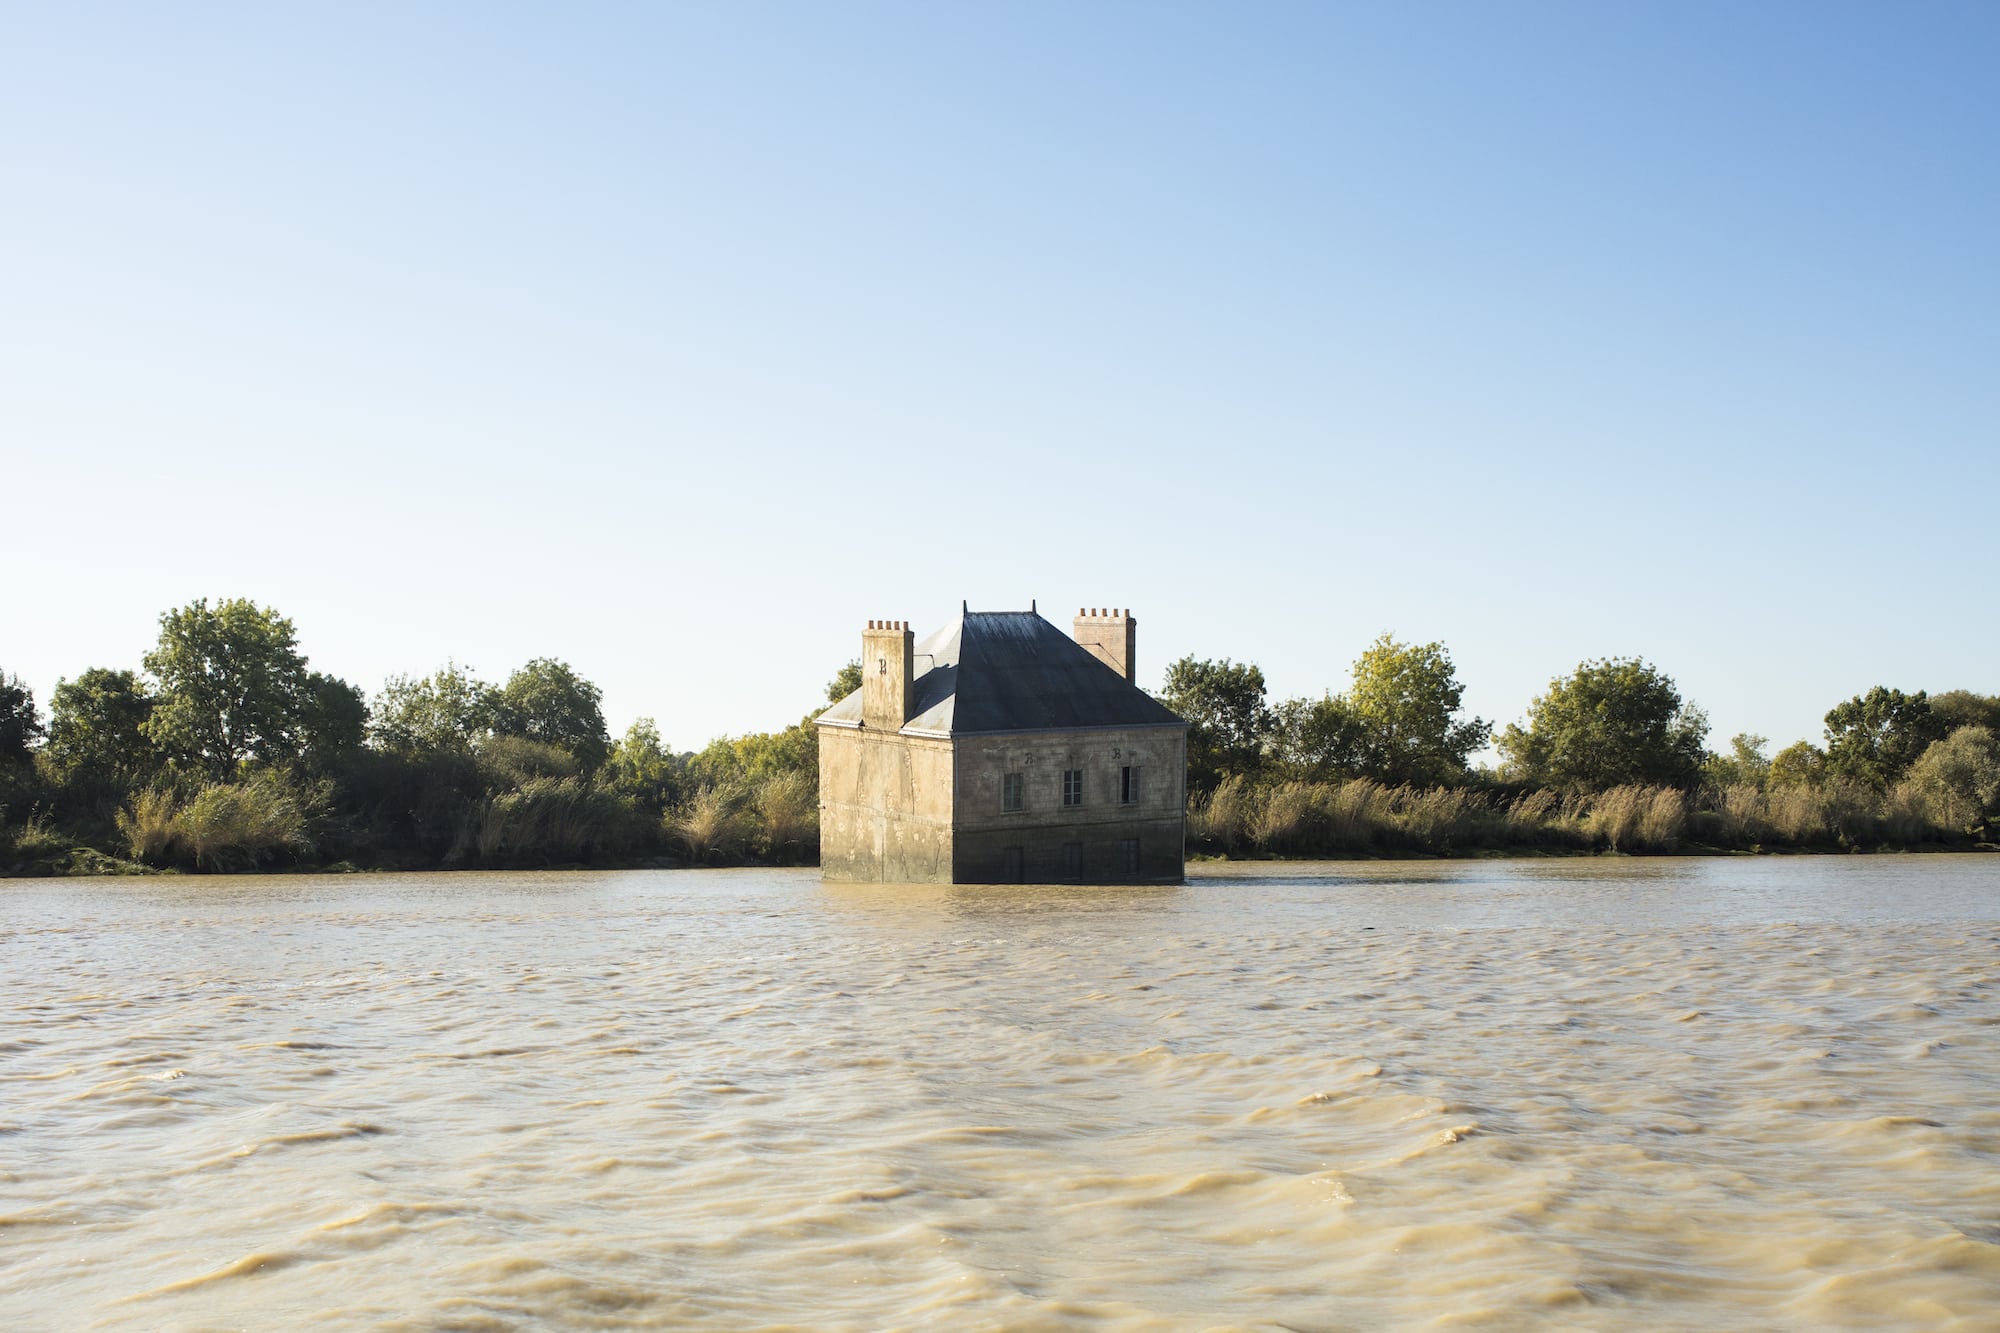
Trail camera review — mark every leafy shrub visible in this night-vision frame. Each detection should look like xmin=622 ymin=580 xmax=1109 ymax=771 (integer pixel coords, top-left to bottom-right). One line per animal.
xmin=476 ymin=735 xmax=581 ymax=789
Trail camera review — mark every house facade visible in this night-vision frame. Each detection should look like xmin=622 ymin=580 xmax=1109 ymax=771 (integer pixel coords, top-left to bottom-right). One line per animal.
xmin=817 ymin=605 xmax=1187 ymax=884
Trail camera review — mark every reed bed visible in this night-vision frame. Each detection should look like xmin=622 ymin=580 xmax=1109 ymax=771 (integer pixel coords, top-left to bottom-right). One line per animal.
xmin=670 ymin=784 xmax=746 ymax=863
xmin=462 ymin=776 xmax=642 ymax=866
xmin=1189 ymin=776 xmax=1963 ymax=858
xmin=751 ymin=771 xmax=819 ymax=864
xmin=115 ymin=772 xmax=324 ymax=871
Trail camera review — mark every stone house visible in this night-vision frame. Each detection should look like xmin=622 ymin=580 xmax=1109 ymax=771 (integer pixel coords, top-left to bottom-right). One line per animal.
xmin=817 ymin=604 xmax=1188 ymax=884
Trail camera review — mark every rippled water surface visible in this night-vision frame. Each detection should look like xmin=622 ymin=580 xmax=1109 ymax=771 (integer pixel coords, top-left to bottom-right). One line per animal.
xmin=4 ymin=857 xmax=1999 ymax=1330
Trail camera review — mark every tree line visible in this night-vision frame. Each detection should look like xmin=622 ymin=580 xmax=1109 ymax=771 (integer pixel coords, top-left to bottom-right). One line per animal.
xmin=1159 ymin=635 xmax=2000 ymax=856
xmin=3 ymin=605 xmax=1995 ymax=873
xmin=0 ymin=599 xmax=844 ymax=873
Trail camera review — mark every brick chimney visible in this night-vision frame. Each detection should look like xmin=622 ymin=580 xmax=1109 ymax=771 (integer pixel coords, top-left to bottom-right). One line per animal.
xmin=1073 ymin=607 xmax=1136 ymax=684
xmin=861 ymin=619 xmax=914 ymax=729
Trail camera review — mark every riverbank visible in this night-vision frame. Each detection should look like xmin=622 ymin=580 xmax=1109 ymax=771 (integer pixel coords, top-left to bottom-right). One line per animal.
xmin=8 ymin=840 xmax=1995 ymax=879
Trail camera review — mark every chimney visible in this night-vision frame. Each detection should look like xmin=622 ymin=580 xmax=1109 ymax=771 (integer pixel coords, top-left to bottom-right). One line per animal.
xmin=1074 ymin=607 xmax=1137 ymax=684
xmin=861 ymin=619 xmax=915 ymax=730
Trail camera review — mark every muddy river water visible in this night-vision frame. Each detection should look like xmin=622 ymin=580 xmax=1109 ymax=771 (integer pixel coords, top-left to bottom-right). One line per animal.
xmin=3 ymin=857 xmax=1998 ymax=1330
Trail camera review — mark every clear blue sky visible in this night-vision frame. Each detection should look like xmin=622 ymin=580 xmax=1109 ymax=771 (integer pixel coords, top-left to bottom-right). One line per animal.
xmin=4 ymin=2 xmax=1995 ymax=756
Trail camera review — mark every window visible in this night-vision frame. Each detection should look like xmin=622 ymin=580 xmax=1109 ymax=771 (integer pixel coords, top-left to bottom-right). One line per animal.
xmin=1121 ymin=838 xmax=1140 ymax=876
xmin=1003 ymin=846 xmax=1024 ymax=883
xmin=1062 ymin=768 xmax=1084 ymax=807
xmin=1002 ymin=771 xmax=1024 ymax=812
xmin=1120 ymin=765 xmax=1141 ymax=805
xmin=1061 ymin=842 xmax=1082 ymax=880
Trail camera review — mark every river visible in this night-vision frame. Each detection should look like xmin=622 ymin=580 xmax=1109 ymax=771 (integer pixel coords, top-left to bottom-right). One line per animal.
xmin=4 ymin=857 xmax=1997 ymax=1329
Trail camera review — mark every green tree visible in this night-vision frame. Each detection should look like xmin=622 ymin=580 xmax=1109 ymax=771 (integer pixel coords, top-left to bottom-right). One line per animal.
xmin=492 ymin=658 xmax=609 ymax=769
xmin=1768 ymin=740 xmax=1828 ymax=788
xmin=0 ymin=669 xmax=44 ymax=818
xmin=1703 ymin=732 xmax=1771 ymax=790
xmin=372 ymin=662 xmax=497 ymax=752
xmin=1929 ymin=690 xmax=2000 ymax=736
xmin=1160 ymin=656 xmax=1271 ymax=793
xmin=1904 ymin=726 xmax=2000 ymax=834
xmin=604 ymin=717 xmax=685 ymax=813
xmin=1345 ymin=634 xmax=1489 ymax=786
xmin=46 ymin=668 xmax=158 ymax=793
xmin=1496 ymin=657 xmax=1708 ymax=791
xmin=826 ymin=660 xmax=863 ymax=705
xmin=300 ymin=672 xmax=369 ymax=770
xmin=1823 ymin=687 xmax=1949 ymax=788
xmin=0 ymin=670 xmax=42 ymax=764
xmin=141 ymin=599 xmax=317 ymax=779
xmin=688 ymin=719 xmax=819 ymax=792
xmin=1268 ymin=694 xmax=1367 ymax=782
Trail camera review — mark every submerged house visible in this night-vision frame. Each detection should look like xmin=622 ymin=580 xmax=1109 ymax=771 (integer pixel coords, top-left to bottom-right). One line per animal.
xmin=817 ymin=604 xmax=1188 ymax=884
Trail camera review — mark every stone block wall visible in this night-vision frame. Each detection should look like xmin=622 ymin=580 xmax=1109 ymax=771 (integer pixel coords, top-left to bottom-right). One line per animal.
xmin=818 ymin=725 xmax=955 ymax=882
xmin=950 ymin=726 xmax=1186 ymax=883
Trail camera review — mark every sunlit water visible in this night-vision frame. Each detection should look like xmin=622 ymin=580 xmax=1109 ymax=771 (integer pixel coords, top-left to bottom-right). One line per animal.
xmin=4 ymin=857 xmax=1998 ymax=1330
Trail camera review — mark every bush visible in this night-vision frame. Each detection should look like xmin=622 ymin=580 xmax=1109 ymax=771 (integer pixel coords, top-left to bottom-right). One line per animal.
xmin=477 ymin=735 xmax=581 ymax=789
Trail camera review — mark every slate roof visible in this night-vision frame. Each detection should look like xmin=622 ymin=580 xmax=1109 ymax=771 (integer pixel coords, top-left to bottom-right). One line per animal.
xmin=818 ymin=609 xmax=1185 ymax=736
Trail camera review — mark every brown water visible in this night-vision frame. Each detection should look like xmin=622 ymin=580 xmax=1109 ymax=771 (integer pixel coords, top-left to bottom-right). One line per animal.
xmin=4 ymin=857 xmax=1998 ymax=1331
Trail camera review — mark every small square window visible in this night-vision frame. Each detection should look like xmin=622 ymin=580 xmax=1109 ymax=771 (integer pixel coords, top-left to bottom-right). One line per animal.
xmin=1120 ymin=765 xmax=1141 ymax=805
xmin=1002 ymin=771 xmax=1024 ymax=812
xmin=1062 ymin=768 xmax=1083 ymax=807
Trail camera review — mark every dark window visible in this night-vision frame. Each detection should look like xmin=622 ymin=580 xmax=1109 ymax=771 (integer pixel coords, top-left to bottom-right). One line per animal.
xmin=1120 ymin=765 xmax=1141 ymax=804
xmin=1003 ymin=846 xmax=1024 ymax=883
xmin=1062 ymin=768 xmax=1083 ymax=807
xmin=1002 ymin=771 xmax=1024 ymax=812
xmin=1121 ymin=838 xmax=1139 ymax=875
xmin=1062 ymin=842 xmax=1082 ymax=880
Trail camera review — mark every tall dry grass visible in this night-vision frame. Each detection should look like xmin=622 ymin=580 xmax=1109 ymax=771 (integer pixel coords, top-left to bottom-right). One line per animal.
xmin=671 ymin=784 xmax=745 ymax=863
xmin=466 ymin=777 xmax=640 ymax=866
xmin=116 ymin=772 xmax=323 ymax=871
xmin=116 ymin=788 xmax=180 ymax=864
xmin=1188 ymin=775 xmax=1253 ymax=853
xmin=2 ymin=810 xmax=72 ymax=863
xmin=751 ymin=771 xmax=818 ymax=863
xmin=1188 ymin=772 xmax=1952 ymax=860
xmin=1585 ymin=786 xmax=1686 ymax=852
